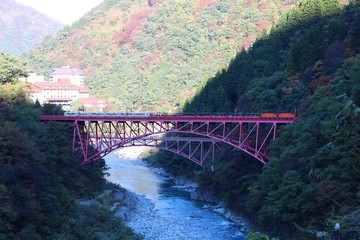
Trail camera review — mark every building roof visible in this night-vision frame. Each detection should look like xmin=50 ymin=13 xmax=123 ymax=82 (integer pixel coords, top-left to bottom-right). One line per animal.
xmin=79 ymin=97 xmax=107 ymax=106
xmin=31 ymin=79 xmax=90 ymax=93
xmin=51 ymin=66 xmax=85 ymax=76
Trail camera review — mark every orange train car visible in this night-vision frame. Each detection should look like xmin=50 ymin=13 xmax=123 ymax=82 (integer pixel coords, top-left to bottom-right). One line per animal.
xmin=260 ymin=113 xmax=277 ymax=118
xmin=260 ymin=113 xmax=296 ymax=118
xmin=277 ymin=113 xmax=296 ymax=118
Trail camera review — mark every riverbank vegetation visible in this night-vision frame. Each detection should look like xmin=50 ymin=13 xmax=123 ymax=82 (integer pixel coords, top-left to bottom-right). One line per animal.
xmin=145 ymin=1 xmax=360 ymax=239
xmin=0 ymin=53 xmax=140 ymax=239
xmin=4 ymin=0 xmax=359 ymax=239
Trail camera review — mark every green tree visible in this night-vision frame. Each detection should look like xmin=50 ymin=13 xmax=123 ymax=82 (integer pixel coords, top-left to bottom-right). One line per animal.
xmin=0 ymin=52 xmax=28 ymax=84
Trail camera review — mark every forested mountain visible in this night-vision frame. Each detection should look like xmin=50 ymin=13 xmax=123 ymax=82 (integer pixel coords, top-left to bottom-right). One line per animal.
xmin=0 ymin=0 xmax=63 ymax=55
xmin=0 ymin=53 xmax=140 ymax=239
xmin=16 ymin=0 xmax=360 ymax=238
xmin=24 ymin=0 xmax=297 ymax=112
xmin=146 ymin=0 xmax=360 ymax=239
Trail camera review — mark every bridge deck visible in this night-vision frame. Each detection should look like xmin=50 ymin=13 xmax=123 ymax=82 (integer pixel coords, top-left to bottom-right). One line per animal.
xmin=40 ymin=114 xmax=297 ymax=165
xmin=40 ymin=115 xmax=296 ymax=124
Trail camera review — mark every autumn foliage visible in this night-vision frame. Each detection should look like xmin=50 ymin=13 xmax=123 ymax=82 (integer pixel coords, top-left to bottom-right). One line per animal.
xmin=114 ymin=9 xmax=155 ymax=45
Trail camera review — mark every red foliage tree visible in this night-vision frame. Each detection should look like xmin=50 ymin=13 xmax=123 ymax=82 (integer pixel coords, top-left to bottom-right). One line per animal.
xmin=113 ymin=9 xmax=155 ymax=45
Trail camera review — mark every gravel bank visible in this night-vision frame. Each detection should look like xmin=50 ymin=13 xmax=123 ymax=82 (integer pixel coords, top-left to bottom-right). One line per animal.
xmin=111 ymin=188 xmax=247 ymax=240
xmin=106 ymin=148 xmax=248 ymax=239
xmin=112 ymin=190 xmax=188 ymax=240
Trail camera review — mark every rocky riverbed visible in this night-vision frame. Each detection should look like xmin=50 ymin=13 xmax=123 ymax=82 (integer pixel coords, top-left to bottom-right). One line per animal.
xmin=109 ymin=188 xmax=248 ymax=240
xmin=112 ymin=190 xmax=189 ymax=239
xmin=105 ymin=148 xmax=250 ymax=239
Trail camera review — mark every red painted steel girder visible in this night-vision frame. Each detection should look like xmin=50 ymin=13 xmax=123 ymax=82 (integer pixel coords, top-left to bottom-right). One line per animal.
xmin=41 ymin=115 xmax=296 ymax=165
xmin=123 ymin=137 xmax=219 ymax=166
xmin=41 ymin=114 xmax=296 ymax=124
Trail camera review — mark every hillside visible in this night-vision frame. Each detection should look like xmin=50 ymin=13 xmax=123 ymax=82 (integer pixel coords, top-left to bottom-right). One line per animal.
xmin=145 ymin=0 xmax=360 ymax=239
xmin=12 ymin=0 xmax=359 ymax=238
xmin=0 ymin=0 xmax=63 ymax=55
xmin=0 ymin=52 xmax=140 ymax=239
xmin=24 ymin=0 xmax=297 ymax=112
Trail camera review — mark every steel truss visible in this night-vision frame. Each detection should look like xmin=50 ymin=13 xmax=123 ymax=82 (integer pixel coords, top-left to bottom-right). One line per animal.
xmin=65 ymin=116 xmax=295 ymax=165
xmin=123 ymin=137 xmax=219 ymax=166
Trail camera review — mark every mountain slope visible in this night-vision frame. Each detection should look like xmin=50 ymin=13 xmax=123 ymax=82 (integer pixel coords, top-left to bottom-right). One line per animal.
xmin=24 ymin=0 xmax=297 ymax=112
xmin=0 ymin=52 xmax=140 ymax=239
xmin=145 ymin=0 xmax=360 ymax=238
xmin=0 ymin=0 xmax=63 ymax=55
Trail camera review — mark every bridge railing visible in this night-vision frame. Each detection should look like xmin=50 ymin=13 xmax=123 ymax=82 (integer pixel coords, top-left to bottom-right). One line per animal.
xmin=40 ymin=113 xmax=297 ymax=165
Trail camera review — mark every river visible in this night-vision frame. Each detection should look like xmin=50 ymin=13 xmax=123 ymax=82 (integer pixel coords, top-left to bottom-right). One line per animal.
xmin=104 ymin=147 xmax=247 ymax=240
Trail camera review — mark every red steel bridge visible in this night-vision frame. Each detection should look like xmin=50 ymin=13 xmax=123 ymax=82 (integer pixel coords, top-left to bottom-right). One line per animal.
xmin=40 ymin=114 xmax=297 ymax=166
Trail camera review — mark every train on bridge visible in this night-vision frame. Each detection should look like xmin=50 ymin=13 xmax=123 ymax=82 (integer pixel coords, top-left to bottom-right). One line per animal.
xmin=63 ymin=112 xmax=296 ymax=118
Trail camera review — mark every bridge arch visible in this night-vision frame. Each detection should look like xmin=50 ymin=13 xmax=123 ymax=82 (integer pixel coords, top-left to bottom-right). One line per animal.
xmin=60 ymin=115 xmax=296 ymax=165
xmin=115 ymin=137 xmax=220 ymax=166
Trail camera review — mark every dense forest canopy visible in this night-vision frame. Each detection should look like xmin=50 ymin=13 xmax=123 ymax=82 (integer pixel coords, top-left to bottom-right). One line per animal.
xmin=24 ymin=0 xmax=298 ymax=112
xmin=3 ymin=0 xmax=359 ymax=239
xmin=0 ymin=53 xmax=140 ymax=239
xmin=146 ymin=0 xmax=360 ymax=239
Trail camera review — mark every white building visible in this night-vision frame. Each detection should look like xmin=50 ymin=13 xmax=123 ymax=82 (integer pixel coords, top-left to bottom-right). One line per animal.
xmin=28 ymin=66 xmax=107 ymax=110
xmin=19 ymin=73 xmax=45 ymax=83
xmin=30 ymin=78 xmax=90 ymax=106
xmin=79 ymin=97 xmax=107 ymax=112
xmin=50 ymin=65 xmax=85 ymax=86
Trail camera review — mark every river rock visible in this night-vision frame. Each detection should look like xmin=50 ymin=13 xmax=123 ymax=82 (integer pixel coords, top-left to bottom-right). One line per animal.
xmin=115 ymin=205 xmax=133 ymax=220
xmin=106 ymin=149 xmax=251 ymax=239
xmin=213 ymin=206 xmax=226 ymax=215
xmin=113 ymin=191 xmax=125 ymax=201
xmin=79 ymin=199 xmax=94 ymax=207
xmin=118 ymin=190 xmax=185 ymax=240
